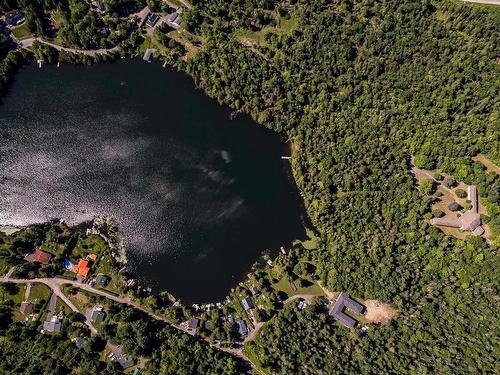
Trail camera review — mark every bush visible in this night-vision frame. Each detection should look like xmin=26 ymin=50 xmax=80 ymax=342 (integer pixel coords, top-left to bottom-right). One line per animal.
xmin=455 ymin=189 xmax=467 ymax=198
xmin=435 ymin=190 xmax=444 ymax=197
xmin=448 ymin=201 xmax=461 ymax=212
xmin=432 ymin=210 xmax=445 ymax=218
xmin=443 ymin=178 xmax=457 ymax=188
xmin=433 ymin=173 xmax=444 ymax=181
xmin=420 ymin=179 xmax=435 ymax=195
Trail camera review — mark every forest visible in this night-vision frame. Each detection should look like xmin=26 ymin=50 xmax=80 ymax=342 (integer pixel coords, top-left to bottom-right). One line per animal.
xmin=0 ymin=0 xmax=498 ymax=374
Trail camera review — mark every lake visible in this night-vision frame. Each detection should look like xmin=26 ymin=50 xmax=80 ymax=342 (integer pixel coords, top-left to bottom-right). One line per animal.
xmin=0 ymin=59 xmax=305 ymax=303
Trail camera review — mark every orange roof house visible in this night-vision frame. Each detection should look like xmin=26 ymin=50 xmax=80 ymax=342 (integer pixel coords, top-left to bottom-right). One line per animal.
xmin=88 ymin=254 xmax=98 ymax=261
xmin=32 ymin=248 xmax=52 ymax=264
xmin=74 ymin=259 xmax=90 ymax=278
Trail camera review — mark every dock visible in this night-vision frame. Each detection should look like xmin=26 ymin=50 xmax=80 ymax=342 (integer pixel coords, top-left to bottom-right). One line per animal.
xmin=142 ymin=48 xmax=157 ymax=63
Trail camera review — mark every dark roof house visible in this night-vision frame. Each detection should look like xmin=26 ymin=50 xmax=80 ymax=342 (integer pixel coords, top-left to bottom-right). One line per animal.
xmin=90 ymin=306 xmax=105 ymax=322
xmin=146 ymin=13 xmax=160 ymax=27
xmin=236 ymin=319 xmax=247 ymax=336
xmin=329 ymin=292 xmax=366 ymax=328
xmin=95 ymin=274 xmax=110 ymax=287
xmin=5 ymin=10 xmax=24 ymax=26
xmin=241 ymin=297 xmax=253 ymax=311
xmin=187 ymin=317 xmax=199 ymax=333
xmin=250 ymin=287 xmax=260 ymax=296
xmin=111 ymin=346 xmax=135 ymax=369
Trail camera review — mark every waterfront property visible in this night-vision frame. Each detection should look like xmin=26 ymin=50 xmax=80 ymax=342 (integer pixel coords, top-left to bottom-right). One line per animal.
xmin=241 ymin=296 xmax=254 ymax=311
xmin=4 ymin=10 xmax=25 ymax=26
xmin=236 ymin=318 xmax=248 ymax=336
xmin=94 ymin=274 xmax=110 ymax=287
xmin=329 ymin=292 xmax=366 ymax=328
xmin=431 ymin=185 xmax=484 ymax=235
xmin=74 ymin=258 xmax=91 ymax=278
xmin=25 ymin=248 xmax=53 ymax=264
xmin=186 ymin=317 xmax=199 ymax=334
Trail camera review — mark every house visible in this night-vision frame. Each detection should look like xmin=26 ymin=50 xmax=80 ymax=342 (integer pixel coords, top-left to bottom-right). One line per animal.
xmin=43 ymin=315 xmax=62 ymax=333
xmin=204 ymin=320 xmax=214 ymax=332
xmin=146 ymin=13 xmax=160 ymax=28
xmin=74 ymin=259 xmax=90 ymax=278
xmin=236 ymin=319 xmax=247 ymax=336
xmin=132 ymin=369 xmax=141 ymax=375
xmin=20 ymin=301 xmax=33 ymax=315
xmin=329 ymin=292 xmax=366 ymax=328
xmin=90 ymin=306 xmax=105 ymax=322
xmin=110 ymin=346 xmax=135 ymax=369
xmin=5 ymin=10 xmax=25 ymax=26
xmin=72 ymin=336 xmax=86 ymax=349
xmin=250 ymin=287 xmax=260 ymax=296
xmin=95 ymin=274 xmax=110 ymax=287
xmin=187 ymin=317 xmax=199 ymax=334
xmin=241 ymin=297 xmax=253 ymax=311
xmin=172 ymin=15 xmax=181 ymax=27
xmin=88 ymin=253 xmax=98 ymax=262
xmin=431 ymin=185 xmax=484 ymax=235
xmin=26 ymin=248 xmax=53 ymax=264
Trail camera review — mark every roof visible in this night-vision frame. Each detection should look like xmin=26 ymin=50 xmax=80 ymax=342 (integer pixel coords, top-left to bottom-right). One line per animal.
xmin=88 ymin=254 xmax=98 ymax=261
xmin=74 ymin=259 xmax=90 ymax=278
xmin=20 ymin=301 xmax=33 ymax=314
xmin=236 ymin=319 xmax=247 ymax=335
xmin=95 ymin=274 xmax=109 ymax=286
xmin=250 ymin=287 xmax=260 ymax=296
xmin=329 ymin=292 xmax=365 ymax=328
xmin=241 ymin=297 xmax=253 ymax=311
xmin=460 ymin=212 xmax=481 ymax=231
xmin=32 ymin=248 xmax=53 ymax=264
xmin=43 ymin=316 xmax=61 ymax=332
xmin=187 ymin=317 xmax=199 ymax=330
xmin=468 ymin=185 xmax=478 ymax=214
xmin=73 ymin=336 xmax=86 ymax=349
xmin=90 ymin=306 xmax=105 ymax=322
xmin=146 ymin=13 xmax=160 ymax=26
xmin=473 ymin=226 xmax=485 ymax=236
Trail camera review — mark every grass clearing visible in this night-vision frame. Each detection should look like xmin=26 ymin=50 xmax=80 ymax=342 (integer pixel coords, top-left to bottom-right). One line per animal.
xmin=11 ymin=23 xmax=32 ymax=39
xmin=272 ymin=277 xmax=324 ymax=297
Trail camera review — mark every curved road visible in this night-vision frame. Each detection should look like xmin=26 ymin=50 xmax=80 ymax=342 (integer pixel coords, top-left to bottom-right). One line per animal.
xmin=19 ymin=37 xmax=120 ymax=56
xmin=0 ymin=272 xmax=259 ymax=372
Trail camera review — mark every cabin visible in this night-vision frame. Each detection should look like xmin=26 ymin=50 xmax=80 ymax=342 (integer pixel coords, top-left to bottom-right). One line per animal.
xmin=143 ymin=48 xmax=154 ymax=63
xmin=110 ymin=346 xmax=135 ymax=369
xmin=329 ymin=292 xmax=366 ymax=328
xmin=5 ymin=10 xmax=25 ymax=26
xmin=187 ymin=317 xmax=199 ymax=334
xmin=43 ymin=315 xmax=62 ymax=333
xmin=236 ymin=319 xmax=247 ymax=336
xmin=90 ymin=306 xmax=105 ymax=322
xmin=95 ymin=274 xmax=110 ymax=287
xmin=20 ymin=301 xmax=34 ymax=315
xmin=241 ymin=297 xmax=253 ymax=311
xmin=26 ymin=248 xmax=53 ymax=264
xmin=146 ymin=13 xmax=160 ymax=28
xmin=250 ymin=287 xmax=260 ymax=296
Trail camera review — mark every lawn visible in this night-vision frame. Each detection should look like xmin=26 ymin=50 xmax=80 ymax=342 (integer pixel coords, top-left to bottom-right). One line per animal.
xmin=11 ymin=23 xmax=32 ymax=39
xmin=93 ymin=254 xmax=124 ymax=295
xmin=72 ymin=234 xmax=106 ymax=261
xmin=272 ymin=277 xmax=324 ymax=297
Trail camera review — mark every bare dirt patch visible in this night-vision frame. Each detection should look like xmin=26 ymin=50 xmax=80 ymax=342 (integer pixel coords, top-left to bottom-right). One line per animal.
xmin=364 ymin=300 xmax=396 ymax=325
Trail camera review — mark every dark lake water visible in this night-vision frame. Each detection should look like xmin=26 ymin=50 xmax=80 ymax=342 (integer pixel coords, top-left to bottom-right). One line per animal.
xmin=0 ymin=59 xmax=305 ymax=302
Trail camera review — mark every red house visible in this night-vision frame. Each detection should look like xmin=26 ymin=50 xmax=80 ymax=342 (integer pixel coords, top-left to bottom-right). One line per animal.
xmin=32 ymin=248 xmax=53 ymax=264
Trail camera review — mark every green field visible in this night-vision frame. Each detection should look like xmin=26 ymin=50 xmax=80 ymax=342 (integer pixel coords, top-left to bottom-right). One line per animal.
xmin=11 ymin=23 xmax=32 ymax=39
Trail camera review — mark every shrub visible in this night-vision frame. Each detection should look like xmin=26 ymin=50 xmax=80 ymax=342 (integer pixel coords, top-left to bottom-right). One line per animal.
xmin=448 ymin=201 xmax=461 ymax=211
xmin=420 ymin=179 xmax=435 ymax=195
xmin=433 ymin=173 xmax=444 ymax=181
xmin=455 ymin=189 xmax=467 ymax=198
xmin=443 ymin=177 xmax=456 ymax=188
xmin=432 ymin=210 xmax=445 ymax=218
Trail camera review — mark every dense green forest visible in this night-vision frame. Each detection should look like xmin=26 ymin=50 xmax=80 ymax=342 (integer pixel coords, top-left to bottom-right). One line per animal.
xmin=177 ymin=0 xmax=499 ymax=373
xmin=0 ymin=0 xmax=498 ymax=373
